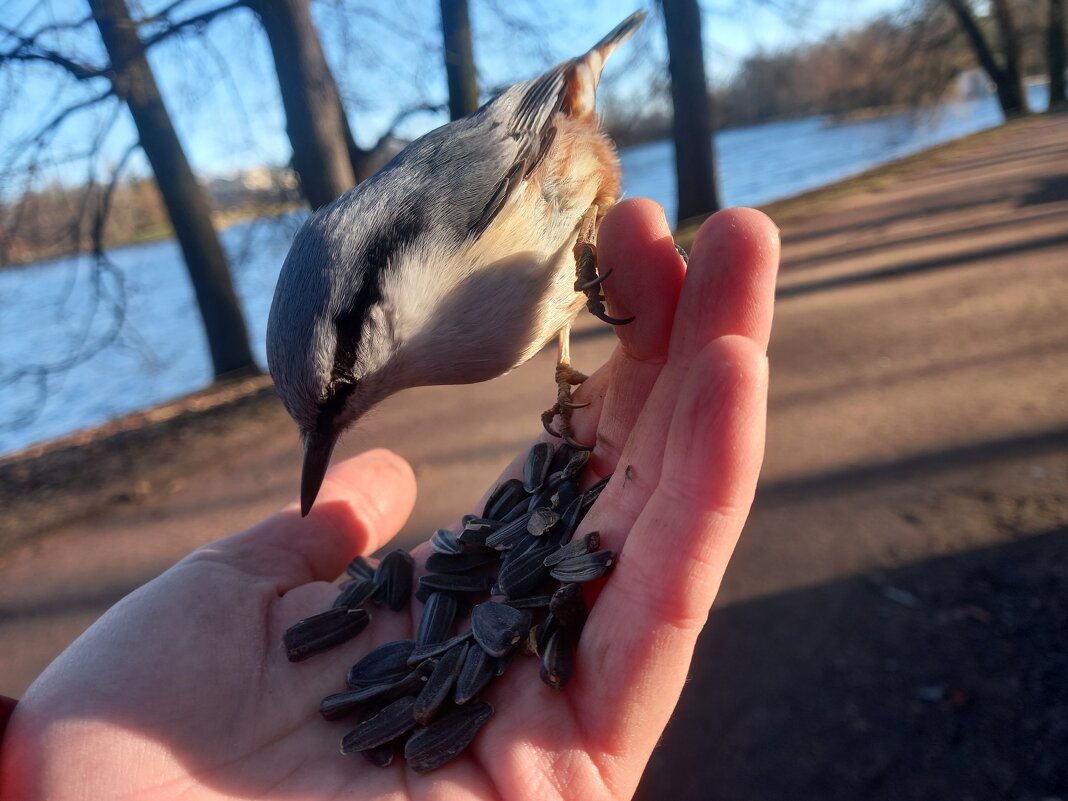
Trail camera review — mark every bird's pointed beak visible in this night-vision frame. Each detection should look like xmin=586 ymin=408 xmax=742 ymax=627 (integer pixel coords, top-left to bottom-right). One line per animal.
xmin=301 ymin=429 xmax=338 ymax=517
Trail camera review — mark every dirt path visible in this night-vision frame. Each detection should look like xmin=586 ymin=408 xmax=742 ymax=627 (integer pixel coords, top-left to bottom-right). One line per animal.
xmin=2 ymin=114 xmax=1067 ymax=799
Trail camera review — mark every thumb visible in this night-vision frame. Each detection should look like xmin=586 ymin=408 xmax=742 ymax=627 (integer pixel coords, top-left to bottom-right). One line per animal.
xmin=206 ymin=449 xmax=417 ymax=591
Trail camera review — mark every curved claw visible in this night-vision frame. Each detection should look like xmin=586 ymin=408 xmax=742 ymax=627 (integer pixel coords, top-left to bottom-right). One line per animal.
xmin=675 ymin=242 xmax=689 ymax=264
xmin=589 ymin=305 xmax=635 ymax=326
xmin=562 ymin=400 xmax=590 ymax=410
xmin=563 ymin=434 xmax=593 ymax=451
xmin=575 ymin=267 xmax=613 ymax=293
xmin=541 ymin=410 xmax=561 ymax=438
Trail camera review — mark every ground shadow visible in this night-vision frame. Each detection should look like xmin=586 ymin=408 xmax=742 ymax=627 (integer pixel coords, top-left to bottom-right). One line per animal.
xmin=635 ymin=527 xmax=1068 ymax=801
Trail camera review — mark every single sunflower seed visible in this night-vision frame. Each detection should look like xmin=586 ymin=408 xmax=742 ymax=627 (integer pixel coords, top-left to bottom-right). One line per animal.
xmin=418 ymin=573 xmax=494 ymax=595
xmin=283 ymin=607 xmax=370 ymax=662
xmin=321 ymin=661 xmax=434 ymax=720
xmin=485 ymin=513 xmax=534 ymax=550
xmin=454 ymin=642 xmax=496 ymax=704
xmin=549 ymin=549 xmax=616 ymax=583
xmin=414 ymin=641 xmax=468 ymax=725
xmin=549 ymin=582 xmax=589 ymax=632
xmin=471 ymin=601 xmax=532 ymax=658
xmin=544 ymin=531 xmax=600 ymax=567
xmin=539 ymin=628 xmax=575 ymax=690
xmin=482 ymin=478 xmax=526 ymax=520
xmin=333 ymin=577 xmax=377 ymax=609
xmin=373 ymin=549 xmax=415 ymax=612
xmin=407 ymin=628 xmax=474 ymax=666
xmin=527 ymin=507 xmax=561 ymax=537
xmin=416 ymin=592 xmax=459 ymax=647
xmin=346 ymin=639 xmax=416 ymax=688
xmin=522 ymin=442 xmax=554 ymax=493
xmin=430 ymin=528 xmax=464 ymax=555
xmin=340 ymin=696 xmax=418 ymax=754
xmin=502 ymin=594 xmax=553 ymax=610
xmin=404 ymin=701 xmax=494 ymax=773
xmin=497 ymin=541 xmax=554 ymax=599
xmin=425 ymin=547 xmax=500 ymax=574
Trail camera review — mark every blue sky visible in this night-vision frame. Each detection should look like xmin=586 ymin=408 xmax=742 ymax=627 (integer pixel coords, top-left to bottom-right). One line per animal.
xmin=0 ymin=0 xmax=908 ymax=189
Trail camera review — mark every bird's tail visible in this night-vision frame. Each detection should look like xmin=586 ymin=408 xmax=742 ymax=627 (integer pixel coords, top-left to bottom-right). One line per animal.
xmin=567 ymin=10 xmax=647 ymax=118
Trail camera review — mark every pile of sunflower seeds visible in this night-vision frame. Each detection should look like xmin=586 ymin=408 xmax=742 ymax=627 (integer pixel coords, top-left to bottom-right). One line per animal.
xmin=282 ymin=441 xmax=615 ymax=773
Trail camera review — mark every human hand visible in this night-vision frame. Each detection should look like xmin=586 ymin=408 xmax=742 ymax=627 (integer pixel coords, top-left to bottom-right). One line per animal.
xmin=0 ymin=199 xmax=779 ymax=801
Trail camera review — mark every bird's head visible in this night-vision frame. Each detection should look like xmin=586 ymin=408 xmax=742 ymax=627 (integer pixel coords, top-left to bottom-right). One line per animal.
xmin=267 ymin=190 xmax=415 ymax=516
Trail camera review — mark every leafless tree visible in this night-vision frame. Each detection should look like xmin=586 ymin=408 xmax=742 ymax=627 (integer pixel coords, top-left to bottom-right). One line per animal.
xmin=660 ymin=0 xmax=721 ymax=222
xmin=943 ymin=0 xmax=1028 ymax=116
xmin=1050 ymin=0 xmax=1067 ymax=109
xmin=440 ymin=0 xmax=480 ymax=120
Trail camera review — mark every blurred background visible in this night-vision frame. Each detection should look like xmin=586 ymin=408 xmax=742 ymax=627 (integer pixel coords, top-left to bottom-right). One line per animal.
xmin=0 ymin=1 xmax=1065 ymax=798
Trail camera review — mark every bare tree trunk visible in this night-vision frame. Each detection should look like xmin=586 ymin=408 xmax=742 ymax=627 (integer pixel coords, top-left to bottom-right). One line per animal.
xmin=439 ymin=0 xmax=479 ymax=120
xmin=1050 ymin=0 xmax=1067 ymax=109
xmin=248 ymin=0 xmax=355 ymax=209
xmin=660 ymin=0 xmax=721 ymax=222
xmin=944 ymin=0 xmax=1027 ymax=117
xmin=89 ymin=0 xmax=256 ymax=379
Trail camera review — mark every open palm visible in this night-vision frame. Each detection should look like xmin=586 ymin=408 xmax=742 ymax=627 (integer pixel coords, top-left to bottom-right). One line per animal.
xmin=0 ymin=200 xmax=779 ymax=801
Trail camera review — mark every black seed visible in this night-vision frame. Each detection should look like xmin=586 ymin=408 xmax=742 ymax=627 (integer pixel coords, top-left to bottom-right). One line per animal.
xmin=321 ymin=662 xmax=434 ymax=721
xmin=549 ymin=549 xmax=616 ymax=583
xmin=340 ymin=696 xmax=418 ymax=754
xmin=424 ymin=547 xmax=500 ymax=574
xmin=527 ymin=507 xmax=561 ymax=537
xmin=346 ymin=639 xmax=416 ymax=688
xmin=471 ymin=601 xmax=532 ymax=658
xmin=454 ymin=643 xmax=495 ymax=704
xmin=416 ymin=592 xmax=458 ymax=647
xmin=544 ymin=531 xmax=600 ymax=567
xmin=373 ymin=549 xmax=415 ymax=611
xmin=346 ymin=555 xmax=378 ymax=581
xmin=418 ymin=573 xmax=494 ymax=595
xmin=414 ymin=641 xmax=468 ymax=725
xmin=526 ymin=470 xmax=565 ymax=512
xmin=405 ymin=702 xmax=494 ymax=773
xmin=497 ymin=541 xmax=554 ymax=599
xmin=550 ymin=479 xmax=581 ymax=512
xmin=333 ymin=577 xmax=377 ymax=609
xmin=430 ymin=528 xmax=464 ymax=555
xmin=495 ymin=648 xmax=517 ymax=677
xmin=407 ymin=629 xmax=474 ymax=666
xmin=522 ymin=442 xmax=554 ymax=493
xmin=503 ymin=594 xmax=553 ymax=610
xmin=485 ymin=513 xmax=533 ymax=550
xmin=540 ymin=628 xmax=574 ymax=690
xmin=549 ymin=582 xmax=589 ymax=632
xmin=283 ymin=607 xmax=370 ymax=662
xmin=537 ymin=613 xmax=559 ymax=655
xmin=361 ymin=742 xmax=395 ymax=768
xmin=483 ymin=478 xmax=526 ymax=520
xmin=559 ymin=448 xmax=591 ymax=480
xmin=585 ymin=473 xmax=612 ymax=500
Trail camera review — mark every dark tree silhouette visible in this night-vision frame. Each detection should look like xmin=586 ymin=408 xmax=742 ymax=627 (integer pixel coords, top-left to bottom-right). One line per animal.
xmin=1050 ymin=0 xmax=1067 ymax=109
xmin=660 ymin=0 xmax=721 ymax=222
xmin=943 ymin=0 xmax=1028 ymax=117
xmin=89 ymin=0 xmax=256 ymax=379
xmin=440 ymin=0 xmax=480 ymax=120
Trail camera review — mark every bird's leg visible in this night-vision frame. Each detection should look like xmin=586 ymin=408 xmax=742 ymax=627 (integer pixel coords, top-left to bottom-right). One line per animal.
xmin=541 ymin=324 xmax=592 ymax=450
xmin=574 ymin=205 xmax=634 ymax=326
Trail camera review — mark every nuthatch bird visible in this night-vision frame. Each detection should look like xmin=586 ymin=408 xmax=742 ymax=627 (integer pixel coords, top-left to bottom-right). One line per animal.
xmin=267 ymin=11 xmax=647 ymax=516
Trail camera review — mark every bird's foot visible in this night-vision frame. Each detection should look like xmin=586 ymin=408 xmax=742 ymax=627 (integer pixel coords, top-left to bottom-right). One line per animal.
xmin=574 ymin=239 xmax=634 ymax=326
xmin=541 ymin=363 xmax=591 ymax=451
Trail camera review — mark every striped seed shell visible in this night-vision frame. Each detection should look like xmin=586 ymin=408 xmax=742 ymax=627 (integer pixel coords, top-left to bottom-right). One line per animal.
xmin=550 ymin=479 xmax=581 ymax=512
xmin=333 ymin=577 xmax=377 ymax=609
xmin=559 ymin=447 xmax=591 ymax=480
xmin=373 ymin=549 xmax=415 ymax=611
xmin=526 ymin=470 xmax=565 ymax=512
xmin=414 ymin=641 xmax=468 ymax=725
xmin=527 ymin=507 xmax=561 ymax=537
xmin=408 ymin=629 xmax=474 ymax=665
xmin=418 ymin=573 xmax=494 ymax=595
xmin=346 ymin=555 xmax=378 ymax=581
xmin=503 ymin=594 xmax=553 ymax=609
xmin=549 ymin=549 xmax=616 ymax=583
xmin=340 ymin=696 xmax=418 ymax=754
xmin=540 ymin=628 xmax=575 ymax=690
xmin=320 ymin=661 xmax=434 ymax=720
xmin=497 ymin=541 xmax=554 ymax=599
xmin=424 ymin=547 xmax=500 ymax=574
xmin=522 ymin=441 xmax=554 ymax=493
xmin=485 ymin=513 xmax=534 ymax=550
xmin=283 ymin=607 xmax=370 ymax=662
xmin=471 ymin=601 xmax=532 ymax=658
xmin=549 ymin=582 xmax=589 ymax=632
xmin=346 ymin=639 xmax=416 ymax=688
xmin=405 ymin=701 xmax=494 ymax=773
xmin=544 ymin=531 xmax=600 ymax=567
xmin=454 ymin=642 xmax=496 ymax=704
xmin=537 ymin=613 xmax=559 ymax=656
xmin=483 ymin=478 xmax=526 ymax=520
xmin=430 ymin=528 xmax=464 ymax=555
xmin=416 ymin=591 xmax=458 ymax=647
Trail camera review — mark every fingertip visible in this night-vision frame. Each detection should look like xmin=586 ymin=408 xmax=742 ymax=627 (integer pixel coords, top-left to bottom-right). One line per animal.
xmin=600 ymin=199 xmax=687 ymax=363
